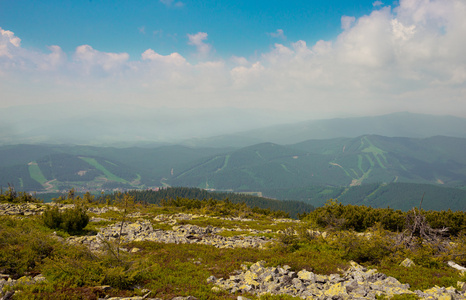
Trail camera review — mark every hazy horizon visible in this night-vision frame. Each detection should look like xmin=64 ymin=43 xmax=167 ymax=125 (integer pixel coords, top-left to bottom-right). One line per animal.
xmin=1 ymin=0 xmax=466 ymax=143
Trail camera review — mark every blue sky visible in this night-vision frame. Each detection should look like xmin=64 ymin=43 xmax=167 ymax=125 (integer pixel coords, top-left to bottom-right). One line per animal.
xmin=1 ymin=0 xmax=379 ymax=58
xmin=1 ymin=0 xmax=466 ymax=143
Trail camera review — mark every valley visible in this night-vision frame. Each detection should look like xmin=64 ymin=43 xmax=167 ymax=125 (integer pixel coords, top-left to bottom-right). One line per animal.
xmin=1 ymin=134 xmax=465 ymax=211
xmin=1 ymin=113 xmax=465 ymax=212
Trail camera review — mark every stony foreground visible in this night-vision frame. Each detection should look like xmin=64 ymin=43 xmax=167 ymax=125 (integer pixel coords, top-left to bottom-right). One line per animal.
xmin=67 ymin=220 xmax=273 ymax=252
xmin=2 ymin=204 xmax=466 ymax=299
xmin=210 ymin=260 xmax=466 ymax=299
xmin=3 ymin=260 xmax=465 ymax=300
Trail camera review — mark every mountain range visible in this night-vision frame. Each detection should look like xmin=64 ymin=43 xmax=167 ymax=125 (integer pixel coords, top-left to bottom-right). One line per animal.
xmin=1 ymin=110 xmax=466 ymax=147
xmin=1 ymin=112 xmax=465 ymax=211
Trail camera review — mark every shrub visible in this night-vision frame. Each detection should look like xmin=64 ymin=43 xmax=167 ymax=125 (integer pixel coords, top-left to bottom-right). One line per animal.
xmin=102 ymin=265 xmax=140 ymax=290
xmin=303 ymin=200 xmax=466 ymax=235
xmin=42 ymin=205 xmax=89 ymax=234
xmin=330 ymin=226 xmax=399 ymax=265
xmin=0 ymin=185 xmax=41 ymax=203
xmin=0 ymin=216 xmax=56 ymax=277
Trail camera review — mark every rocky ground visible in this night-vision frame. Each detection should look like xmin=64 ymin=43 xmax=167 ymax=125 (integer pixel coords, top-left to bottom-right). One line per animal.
xmin=1 ymin=203 xmax=466 ymax=300
xmin=210 ymin=260 xmax=466 ymax=299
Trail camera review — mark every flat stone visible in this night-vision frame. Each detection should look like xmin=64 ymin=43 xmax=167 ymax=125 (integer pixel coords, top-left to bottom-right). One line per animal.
xmin=400 ymin=258 xmax=415 ymax=267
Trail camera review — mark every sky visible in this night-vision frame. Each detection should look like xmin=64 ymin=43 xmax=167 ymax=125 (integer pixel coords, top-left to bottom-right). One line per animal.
xmin=1 ymin=0 xmax=466 ymax=142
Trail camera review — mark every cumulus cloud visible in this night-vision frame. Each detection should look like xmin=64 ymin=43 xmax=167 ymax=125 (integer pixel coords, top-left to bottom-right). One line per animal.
xmin=1 ymin=0 xmax=466 ymax=119
xmin=341 ymin=16 xmax=356 ymax=30
xmin=231 ymin=62 xmax=265 ymax=88
xmin=0 ymin=28 xmax=21 ymax=58
xmin=73 ymin=45 xmax=129 ymax=75
xmin=142 ymin=49 xmax=184 ymax=64
xmin=187 ymin=32 xmax=212 ymax=57
xmin=267 ymin=29 xmax=286 ymax=40
xmin=231 ymin=56 xmax=249 ymax=66
xmin=39 ymin=45 xmax=67 ymax=71
xmin=373 ymin=1 xmax=383 ymax=7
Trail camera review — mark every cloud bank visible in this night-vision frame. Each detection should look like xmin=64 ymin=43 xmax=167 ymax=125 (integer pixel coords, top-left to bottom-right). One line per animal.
xmin=0 ymin=0 xmax=465 ymax=120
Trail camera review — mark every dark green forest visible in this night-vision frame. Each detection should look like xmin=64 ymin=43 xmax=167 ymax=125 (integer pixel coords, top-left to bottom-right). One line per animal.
xmin=98 ymin=187 xmax=314 ymax=219
xmin=1 ymin=135 xmax=465 ymax=213
xmin=262 ymin=182 xmax=466 ymax=211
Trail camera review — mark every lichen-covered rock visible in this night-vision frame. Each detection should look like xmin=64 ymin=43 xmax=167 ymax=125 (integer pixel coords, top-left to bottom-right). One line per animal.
xmin=400 ymin=258 xmax=416 ymax=267
xmin=210 ymin=261 xmax=466 ymax=299
xmin=0 ymin=274 xmax=49 ymax=299
xmin=0 ymin=203 xmax=46 ymax=215
xmin=97 ymin=221 xmax=272 ymax=249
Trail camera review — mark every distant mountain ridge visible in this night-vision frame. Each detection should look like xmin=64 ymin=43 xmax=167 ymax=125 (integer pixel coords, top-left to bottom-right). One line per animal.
xmin=170 ymin=135 xmax=466 ymax=190
xmin=182 ymin=112 xmax=466 ymax=147
xmin=1 ymin=111 xmax=466 ymax=147
xmin=1 ymin=133 xmax=465 ymax=211
xmin=262 ymin=182 xmax=466 ymax=211
xmin=2 ymin=135 xmax=466 ymax=194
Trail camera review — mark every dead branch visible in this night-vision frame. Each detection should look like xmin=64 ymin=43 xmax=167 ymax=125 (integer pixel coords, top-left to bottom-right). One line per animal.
xmin=397 ymin=206 xmax=449 ymax=251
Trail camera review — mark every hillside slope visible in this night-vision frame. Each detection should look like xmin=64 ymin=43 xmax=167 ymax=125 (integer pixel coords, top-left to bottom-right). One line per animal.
xmin=169 ymin=135 xmax=466 ymax=190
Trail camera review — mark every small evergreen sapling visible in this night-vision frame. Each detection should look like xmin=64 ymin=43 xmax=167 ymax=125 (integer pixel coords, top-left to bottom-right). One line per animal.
xmin=42 ymin=204 xmax=89 ymax=234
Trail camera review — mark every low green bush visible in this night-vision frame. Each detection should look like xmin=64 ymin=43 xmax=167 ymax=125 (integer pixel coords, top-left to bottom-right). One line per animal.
xmin=42 ymin=205 xmax=89 ymax=234
xmin=0 ymin=216 xmax=57 ymax=277
xmin=304 ymin=200 xmax=466 ymax=236
xmin=0 ymin=186 xmax=41 ymax=203
xmin=329 ymin=227 xmax=399 ymax=265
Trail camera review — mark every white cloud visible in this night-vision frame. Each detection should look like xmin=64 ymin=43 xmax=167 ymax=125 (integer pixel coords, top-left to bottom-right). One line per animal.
xmin=230 ymin=56 xmax=248 ymax=66
xmin=231 ymin=62 xmax=266 ymax=89
xmin=336 ymin=8 xmax=394 ymax=67
xmin=39 ymin=45 xmax=67 ymax=71
xmin=267 ymin=29 xmax=286 ymax=40
xmin=312 ymin=40 xmax=333 ymax=55
xmin=373 ymin=1 xmax=383 ymax=7
xmin=141 ymin=49 xmax=187 ymax=66
xmin=391 ymin=19 xmax=416 ymax=41
xmin=341 ymin=16 xmax=356 ymax=30
xmin=1 ymin=0 xmax=466 ymax=119
xmin=0 ymin=28 xmax=21 ymax=58
xmin=73 ymin=45 xmax=129 ymax=75
xmin=187 ymin=32 xmax=212 ymax=57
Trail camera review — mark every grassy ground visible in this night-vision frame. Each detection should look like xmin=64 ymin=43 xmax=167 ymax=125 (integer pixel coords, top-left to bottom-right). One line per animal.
xmin=1 ymin=200 xmax=466 ymax=299
xmin=79 ymin=157 xmax=127 ymax=183
xmin=28 ymin=161 xmax=48 ymax=185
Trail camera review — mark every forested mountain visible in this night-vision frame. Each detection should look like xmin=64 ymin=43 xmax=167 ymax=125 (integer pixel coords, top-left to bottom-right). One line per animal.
xmin=262 ymin=183 xmax=466 ymax=211
xmin=1 ymin=135 xmax=465 ymax=211
xmin=0 ymin=144 xmax=231 ymax=192
xmin=170 ymin=135 xmax=466 ymax=190
xmin=100 ymin=187 xmax=314 ymax=218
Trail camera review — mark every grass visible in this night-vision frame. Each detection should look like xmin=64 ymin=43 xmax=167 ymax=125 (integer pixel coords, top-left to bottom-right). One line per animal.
xmin=376 ymin=264 xmax=459 ymax=291
xmin=2 ymin=200 xmax=466 ymax=300
xmin=28 ymin=161 xmax=48 ymax=185
xmin=217 ymin=154 xmax=230 ymax=172
xmin=79 ymin=157 xmax=127 ymax=183
xmin=361 ymin=136 xmax=388 ymax=169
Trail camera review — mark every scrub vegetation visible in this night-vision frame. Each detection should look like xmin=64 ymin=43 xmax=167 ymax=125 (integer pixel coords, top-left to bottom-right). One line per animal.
xmin=1 ymin=189 xmax=466 ymax=299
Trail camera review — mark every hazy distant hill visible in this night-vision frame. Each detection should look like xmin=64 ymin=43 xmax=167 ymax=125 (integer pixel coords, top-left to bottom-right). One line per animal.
xmin=262 ymin=183 xmax=466 ymax=211
xmin=0 ymin=104 xmax=292 ymax=147
xmin=183 ymin=112 xmax=466 ymax=147
xmin=0 ymin=144 xmax=230 ymax=192
xmin=170 ymin=135 xmax=466 ymax=190
xmin=1 ymin=135 xmax=465 ymax=211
